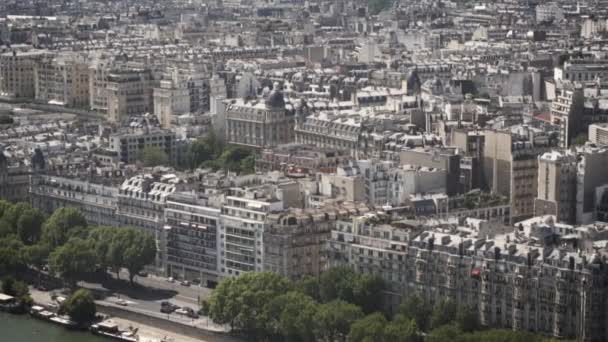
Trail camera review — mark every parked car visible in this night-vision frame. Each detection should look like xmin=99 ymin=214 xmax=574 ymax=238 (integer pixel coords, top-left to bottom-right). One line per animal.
xmin=175 ymin=307 xmax=199 ymax=319
xmin=160 ymin=301 xmax=179 ymax=314
xmin=116 ymin=299 xmax=128 ymax=306
xmin=166 ymin=277 xmax=175 ymax=283
xmin=180 ymin=280 xmax=190 ymax=287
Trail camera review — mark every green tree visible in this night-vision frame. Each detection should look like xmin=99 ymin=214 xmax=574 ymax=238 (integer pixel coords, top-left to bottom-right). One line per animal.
xmin=60 ymin=289 xmax=96 ymax=325
xmin=0 ymin=200 xmax=13 ymax=219
xmin=430 ymin=298 xmax=458 ymax=329
xmin=240 ymin=155 xmax=256 ymax=174
xmin=88 ymin=226 xmax=119 ymax=274
xmin=218 ymin=146 xmax=254 ymax=173
xmin=319 ymin=266 xmax=357 ymax=303
xmin=0 ymin=235 xmax=25 ymax=274
xmin=348 ymin=312 xmax=388 ymax=342
xmin=426 ymin=324 xmax=463 ymax=342
xmin=573 ymin=133 xmax=588 ymax=146
xmin=396 ymin=294 xmax=432 ymax=332
xmin=208 ymin=272 xmax=292 ymax=336
xmin=319 ymin=266 xmax=385 ymax=314
xmin=50 ymin=237 xmax=97 ymax=286
xmin=353 ymin=273 xmax=385 ymax=314
xmin=268 ymin=291 xmax=318 ymax=342
xmin=455 ymin=305 xmax=480 ymax=333
xmin=17 ymin=208 xmax=45 ymax=245
xmin=42 ymin=207 xmax=87 ymax=248
xmin=295 ymin=275 xmax=320 ymax=301
xmin=314 ymin=299 xmax=364 ymax=342
xmin=1 ymin=275 xmax=16 ymax=295
xmin=0 ymin=202 xmax=32 ymax=235
xmin=1 ymin=275 xmax=32 ymax=305
xmin=384 ymin=315 xmax=422 ymax=342
xmin=22 ymin=243 xmax=51 ymax=286
xmin=116 ymin=228 xmax=156 ymax=284
xmin=185 ymin=131 xmax=225 ymax=169
xmin=457 ymin=329 xmax=546 ymax=342
xmin=139 ymin=146 xmax=170 ymax=167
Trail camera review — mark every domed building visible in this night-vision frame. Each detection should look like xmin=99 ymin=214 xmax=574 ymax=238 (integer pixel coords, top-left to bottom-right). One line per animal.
xmin=225 ymin=82 xmax=294 ymax=149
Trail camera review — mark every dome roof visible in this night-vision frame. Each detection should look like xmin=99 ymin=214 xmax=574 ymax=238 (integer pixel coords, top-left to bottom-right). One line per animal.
xmin=265 ymin=82 xmax=285 ymax=108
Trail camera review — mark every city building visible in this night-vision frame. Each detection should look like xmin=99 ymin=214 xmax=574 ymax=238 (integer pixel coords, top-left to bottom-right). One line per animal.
xmin=34 ymin=52 xmax=90 ymax=107
xmin=106 ymin=68 xmax=156 ymax=123
xmin=264 ymin=202 xmax=370 ymax=280
xmin=0 ymin=49 xmax=48 ymax=98
xmin=535 ymin=150 xmax=577 ymax=223
xmin=225 ymin=83 xmax=294 ymax=149
xmin=327 ymin=213 xmax=608 ymax=340
xmin=163 ymin=192 xmax=221 ymax=287
xmin=108 ymin=115 xmax=177 ymax=165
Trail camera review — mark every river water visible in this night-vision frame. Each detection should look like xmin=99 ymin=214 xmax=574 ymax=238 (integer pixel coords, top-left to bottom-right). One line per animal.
xmin=0 ymin=312 xmax=105 ymax=342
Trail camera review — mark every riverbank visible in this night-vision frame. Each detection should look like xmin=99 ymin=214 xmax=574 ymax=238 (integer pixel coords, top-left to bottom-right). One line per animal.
xmin=28 ymin=286 xmax=238 ymax=342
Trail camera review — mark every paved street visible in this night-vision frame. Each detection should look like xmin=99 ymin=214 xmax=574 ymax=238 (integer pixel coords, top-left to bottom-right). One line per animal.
xmin=114 ymin=269 xmax=213 ymax=304
xmin=98 ymin=295 xmax=226 ymax=332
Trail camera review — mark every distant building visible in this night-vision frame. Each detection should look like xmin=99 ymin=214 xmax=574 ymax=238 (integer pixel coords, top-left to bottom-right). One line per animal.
xmin=550 ymin=84 xmax=584 ymax=148
xmin=108 ymin=115 xmax=177 ymax=165
xmin=106 ymin=68 xmax=156 ymax=123
xmin=0 ymin=49 xmax=48 ymax=98
xmin=588 ymin=123 xmax=608 ymax=146
xmin=225 ymin=83 xmax=294 ymax=149
xmin=34 ymin=52 xmax=90 ymax=108
xmin=535 ymin=150 xmax=577 ymax=223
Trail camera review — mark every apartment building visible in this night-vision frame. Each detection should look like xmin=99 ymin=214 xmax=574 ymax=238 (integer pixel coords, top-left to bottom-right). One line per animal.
xmin=327 ymin=213 xmax=608 ymax=341
xmin=535 ymin=150 xmax=577 ymax=223
xmin=482 ymin=129 xmax=556 ymax=223
xmin=225 ymin=84 xmax=294 ymax=149
xmin=356 ymin=159 xmax=447 ymax=207
xmin=264 ymin=203 xmax=371 ymax=280
xmin=219 ymin=186 xmax=287 ymax=277
xmin=550 ymin=84 xmax=584 ymax=148
xmin=34 ymin=52 xmax=90 ymax=107
xmin=0 ymin=49 xmax=48 ymax=98
xmin=30 ymin=174 xmax=119 ymax=227
xmin=576 ymin=145 xmax=608 ymax=224
xmin=108 ymin=115 xmax=177 ymax=165
xmin=117 ymin=174 xmax=185 ymax=270
xmin=0 ymin=152 xmax=32 ymax=202
xmin=89 ymin=59 xmax=112 ymax=113
xmin=295 ymin=111 xmax=362 ymax=156
xmin=399 ymin=147 xmax=461 ymax=196
xmin=153 ymin=68 xmax=210 ymax=129
xmin=163 ymin=192 xmax=221 ymax=287
xmin=106 ymin=68 xmax=156 ymax=123
xmin=588 ymin=123 xmax=608 ymax=146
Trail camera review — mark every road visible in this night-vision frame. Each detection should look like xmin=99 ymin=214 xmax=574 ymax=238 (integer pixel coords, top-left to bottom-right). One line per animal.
xmin=98 ymin=295 xmax=226 ymax=332
xmin=114 ymin=269 xmax=213 ymax=304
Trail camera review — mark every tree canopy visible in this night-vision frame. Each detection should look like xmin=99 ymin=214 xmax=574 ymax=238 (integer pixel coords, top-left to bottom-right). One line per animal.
xmin=208 ymin=272 xmax=292 ymax=337
xmin=318 ymin=266 xmax=385 ymax=314
xmin=17 ymin=208 xmax=45 ymax=245
xmin=315 ymin=299 xmax=364 ymax=342
xmin=60 ymin=289 xmax=97 ymax=325
xmin=348 ymin=312 xmax=388 ymax=342
xmin=138 ymin=146 xmax=170 ymax=167
xmin=42 ymin=207 xmax=88 ymax=248
xmin=50 ymin=237 xmax=97 ymax=285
